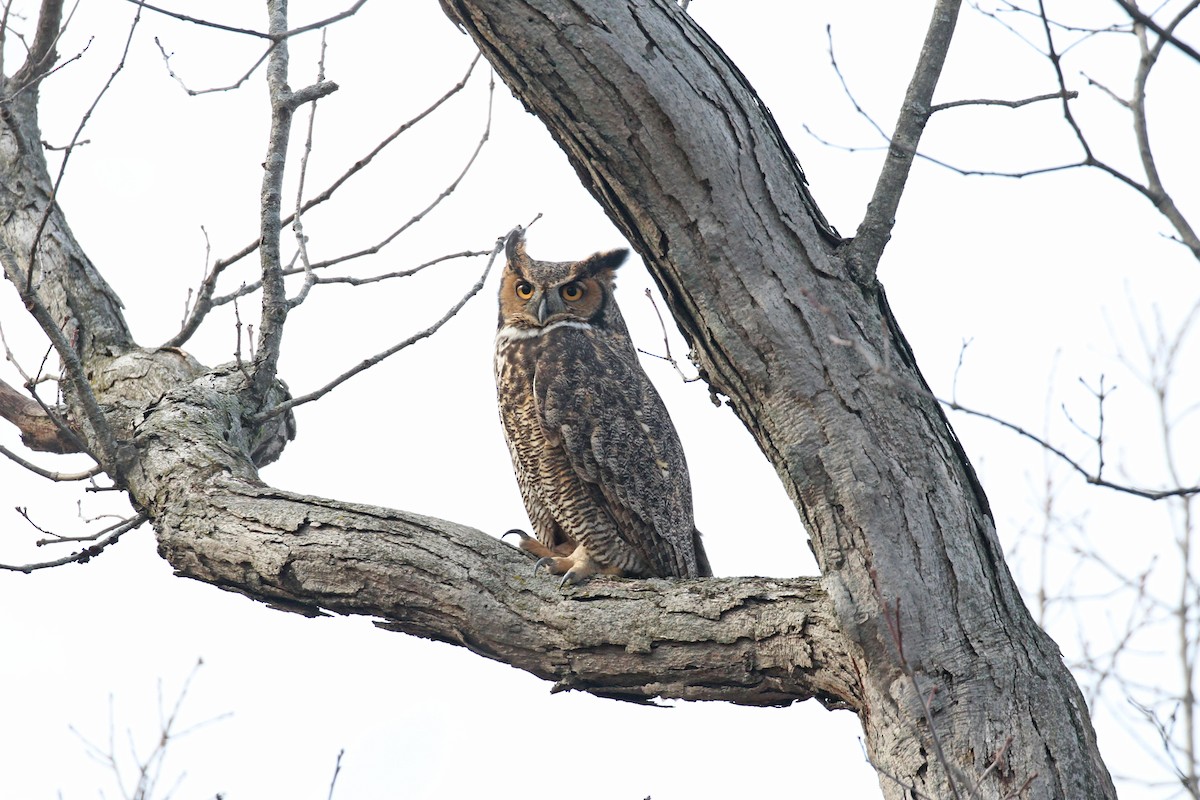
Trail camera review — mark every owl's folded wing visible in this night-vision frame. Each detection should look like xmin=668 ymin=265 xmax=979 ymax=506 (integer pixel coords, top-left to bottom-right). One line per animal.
xmin=536 ymin=335 xmax=699 ymax=577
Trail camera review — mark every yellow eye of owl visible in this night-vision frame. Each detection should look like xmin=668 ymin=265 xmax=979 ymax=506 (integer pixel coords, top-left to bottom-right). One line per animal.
xmin=515 ymin=281 xmax=535 ymax=300
xmin=560 ymin=282 xmax=585 ymax=302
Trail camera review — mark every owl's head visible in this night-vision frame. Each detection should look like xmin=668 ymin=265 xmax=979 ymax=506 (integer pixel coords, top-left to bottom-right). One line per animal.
xmin=498 ymin=227 xmax=629 ymax=330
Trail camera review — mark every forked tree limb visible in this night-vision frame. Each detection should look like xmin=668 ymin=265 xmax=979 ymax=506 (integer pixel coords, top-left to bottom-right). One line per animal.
xmin=438 ymin=2 xmax=1115 ymax=798
xmin=1 ymin=2 xmax=1119 ymax=797
xmin=0 ymin=0 xmax=858 ymax=711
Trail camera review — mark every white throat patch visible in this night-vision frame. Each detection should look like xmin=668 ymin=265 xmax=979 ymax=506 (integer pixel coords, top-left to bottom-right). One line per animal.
xmin=496 ymin=319 xmax=594 ymax=346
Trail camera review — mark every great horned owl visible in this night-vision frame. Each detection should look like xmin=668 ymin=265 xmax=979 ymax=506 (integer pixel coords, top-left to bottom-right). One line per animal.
xmin=494 ymin=227 xmax=711 ymax=585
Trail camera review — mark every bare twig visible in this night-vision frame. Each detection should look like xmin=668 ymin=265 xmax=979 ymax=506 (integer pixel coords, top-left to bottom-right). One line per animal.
xmin=305 ymin=250 xmax=491 ymax=287
xmin=0 ymin=512 xmax=146 ymax=573
xmin=327 ymin=749 xmax=345 ymax=800
xmin=164 ymin=53 xmax=482 ymax=349
xmin=155 ymin=34 xmax=273 ymax=96
xmin=123 ymin=0 xmax=273 ymax=39
xmin=1128 ymin=15 xmax=1200 ymax=260
xmin=929 ymin=89 xmax=1075 ymax=113
xmin=0 ymin=443 xmax=99 ymax=480
xmin=288 ymin=30 xmax=328 ymax=312
xmin=950 ymin=337 xmax=973 ymax=404
xmin=941 ymin=397 xmax=1200 ymax=500
xmin=635 ymin=288 xmax=699 ymax=383
xmin=70 ymin=658 xmax=231 ymax=800
xmin=290 ymin=66 xmax=494 ymax=275
xmin=199 ymin=250 xmax=486 ymax=308
xmin=250 ymin=239 xmax=502 ymax=423
xmin=128 ymin=0 xmax=367 ymax=41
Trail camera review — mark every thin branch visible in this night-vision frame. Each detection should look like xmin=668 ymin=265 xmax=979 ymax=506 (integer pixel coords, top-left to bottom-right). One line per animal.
xmin=327 ymin=750 xmax=345 ymax=800
xmin=163 ymin=53 xmax=482 ymax=349
xmin=250 ymin=240 xmax=501 ymax=423
xmin=199 ymin=250 xmax=486 ymax=308
xmin=0 ymin=512 xmax=146 ymax=573
xmin=940 ymin=397 xmax=1200 ymax=500
xmin=250 ymin=0 xmax=336 ymax=403
xmin=295 ymin=75 xmax=493 ymax=273
xmin=930 ymin=89 xmax=1076 ymax=112
xmin=845 ymin=0 xmax=963 ymax=284
xmin=282 ymin=0 xmax=367 ymax=40
xmin=635 ymin=288 xmax=700 ymax=383
xmin=129 ymin=0 xmax=368 ymax=42
xmin=825 ymin=24 xmax=890 ymax=141
xmin=287 ymin=30 xmax=328 ymax=312
xmin=69 ymin=659 xmax=230 ymax=799
xmin=0 ymin=241 xmax=119 ymax=469
xmin=24 ymin=1 xmax=139 ymax=297
xmin=9 ymin=31 xmax=91 ymax=104
xmin=307 ymin=250 xmax=490 ymax=287
xmin=154 ymin=34 xmax=273 ymax=96
xmin=1112 ymin=0 xmax=1200 ymax=63
xmin=123 ymin=0 xmax=272 ymax=39
xmin=0 ymin=443 xmax=99 ymax=480
xmin=1129 ymin=15 xmax=1200 ymax=260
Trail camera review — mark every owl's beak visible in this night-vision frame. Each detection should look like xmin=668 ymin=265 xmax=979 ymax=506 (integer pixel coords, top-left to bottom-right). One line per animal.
xmin=536 ymin=296 xmax=550 ymax=324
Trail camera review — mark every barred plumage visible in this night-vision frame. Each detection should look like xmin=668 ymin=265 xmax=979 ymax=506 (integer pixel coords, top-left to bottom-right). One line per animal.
xmin=494 ymin=227 xmax=711 ymax=585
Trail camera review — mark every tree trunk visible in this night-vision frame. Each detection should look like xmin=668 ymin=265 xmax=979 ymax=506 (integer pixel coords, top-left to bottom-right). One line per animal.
xmin=0 ymin=2 xmax=1117 ymax=798
xmin=439 ymin=1 xmax=1115 ymax=798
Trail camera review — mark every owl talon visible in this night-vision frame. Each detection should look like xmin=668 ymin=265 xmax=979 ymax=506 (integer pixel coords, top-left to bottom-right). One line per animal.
xmin=506 ymin=530 xmax=574 ymax=561
xmin=533 ymin=555 xmax=584 ymax=588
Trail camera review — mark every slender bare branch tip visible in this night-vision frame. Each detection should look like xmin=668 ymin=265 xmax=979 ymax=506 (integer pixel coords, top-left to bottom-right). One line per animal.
xmin=41 ymin=138 xmax=91 ymax=151
xmin=929 ymin=89 xmax=1078 ymax=113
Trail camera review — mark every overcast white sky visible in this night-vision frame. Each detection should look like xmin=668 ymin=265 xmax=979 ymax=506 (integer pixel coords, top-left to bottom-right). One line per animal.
xmin=1 ymin=2 xmax=1198 ymax=798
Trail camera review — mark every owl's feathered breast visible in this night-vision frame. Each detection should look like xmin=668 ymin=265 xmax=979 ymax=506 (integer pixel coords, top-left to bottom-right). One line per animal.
xmin=495 ymin=320 xmax=699 ymax=577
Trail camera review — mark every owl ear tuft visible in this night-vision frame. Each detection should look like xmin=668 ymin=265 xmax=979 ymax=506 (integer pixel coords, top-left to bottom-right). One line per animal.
xmin=504 ymin=227 xmax=528 ymax=268
xmin=582 ymin=248 xmax=629 ymax=278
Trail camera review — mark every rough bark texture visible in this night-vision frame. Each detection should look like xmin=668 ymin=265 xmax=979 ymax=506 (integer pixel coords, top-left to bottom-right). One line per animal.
xmin=439 ymin=1 xmax=1115 ymax=798
xmin=0 ymin=2 xmax=853 ymax=715
xmin=0 ymin=2 xmax=1118 ymax=799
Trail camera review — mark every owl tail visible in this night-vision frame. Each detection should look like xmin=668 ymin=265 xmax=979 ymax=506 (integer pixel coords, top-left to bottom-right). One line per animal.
xmin=693 ymin=528 xmax=713 ymax=577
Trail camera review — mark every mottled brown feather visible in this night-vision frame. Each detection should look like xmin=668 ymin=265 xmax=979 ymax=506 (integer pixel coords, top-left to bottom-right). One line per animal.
xmin=495 ymin=227 xmax=711 ymax=579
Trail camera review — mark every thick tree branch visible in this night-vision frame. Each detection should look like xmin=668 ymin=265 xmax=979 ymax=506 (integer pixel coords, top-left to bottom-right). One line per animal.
xmin=156 ymin=480 xmax=856 ymax=708
xmin=0 ymin=376 xmax=80 ymax=453
xmin=440 ymin=2 xmax=1115 ymax=797
xmin=1 ymin=0 xmax=851 ymax=716
xmin=0 ymin=3 xmax=1122 ymax=796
